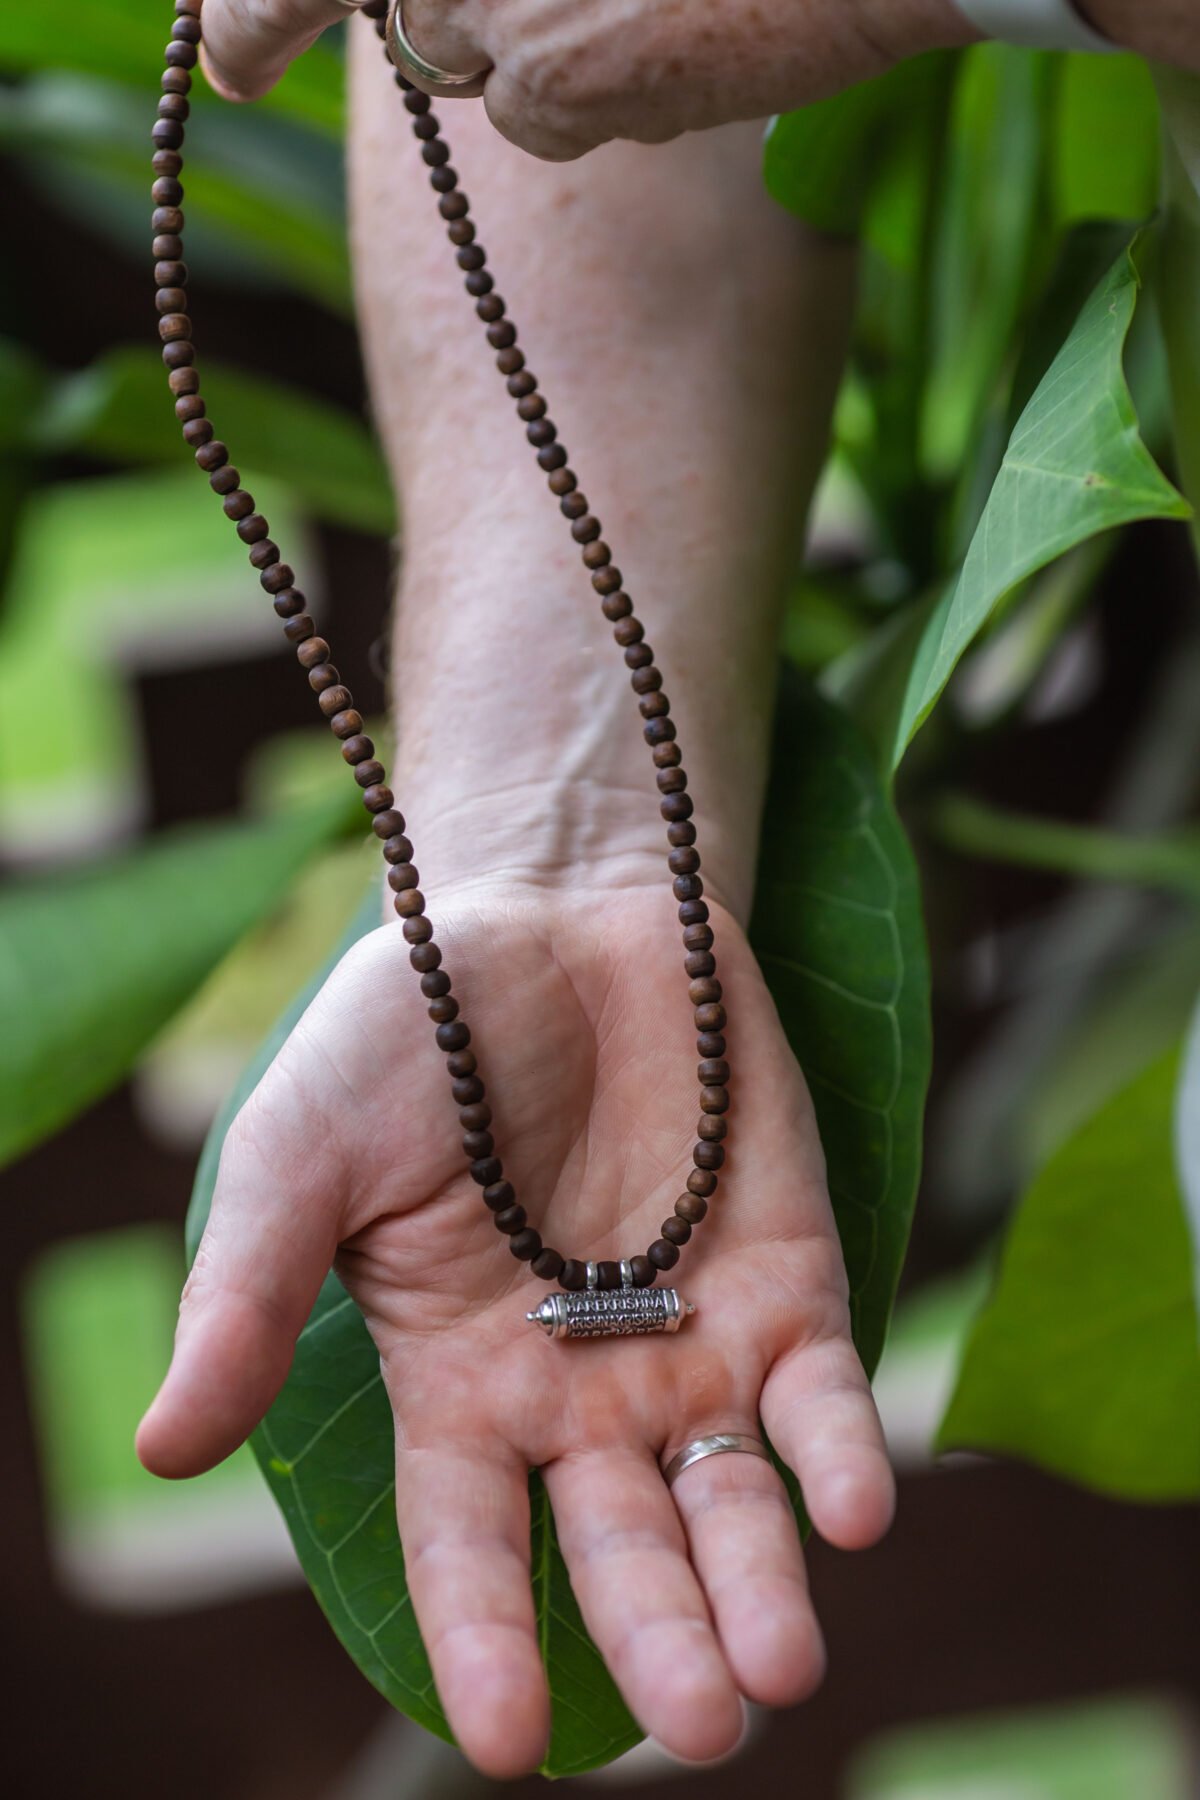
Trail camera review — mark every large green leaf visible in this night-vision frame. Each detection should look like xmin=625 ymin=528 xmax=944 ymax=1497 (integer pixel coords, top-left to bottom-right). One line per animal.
xmin=185 ymin=681 xmax=929 ymax=1770
xmin=0 ymin=799 xmax=350 ymax=1170
xmin=36 ymin=349 xmax=393 ymax=537
xmin=873 ymin=240 xmax=1190 ymax=770
xmin=750 ymin=681 xmax=931 ymax=1375
xmin=939 ymin=1050 xmax=1200 ymax=1501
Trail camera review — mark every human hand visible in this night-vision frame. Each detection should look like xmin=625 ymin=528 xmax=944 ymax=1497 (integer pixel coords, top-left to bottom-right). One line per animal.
xmin=138 ymin=880 xmax=893 ymax=1777
xmin=199 ymin=0 xmax=975 ymax=159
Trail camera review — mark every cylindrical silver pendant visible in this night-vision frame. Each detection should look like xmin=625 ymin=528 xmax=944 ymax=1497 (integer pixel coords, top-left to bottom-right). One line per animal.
xmin=526 ymin=1287 xmax=693 ymax=1340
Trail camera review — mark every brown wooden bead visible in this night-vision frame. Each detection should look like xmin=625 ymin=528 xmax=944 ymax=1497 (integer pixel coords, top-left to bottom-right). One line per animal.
xmin=362 ymin=783 xmax=395 ymax=812
xmin=463 ymin=1129 xmax=495 ymax=1159
xmin=662 ymin=794 xmax=694 ymax=823
xmin=158 ymin=311 xmax=190 ymax=342
xmin=640 ymin=693 xmax=670 ymax=720
xmin=658 ymin=745 xmax=685 ymax=772
xmin=248 ymin=539 xmax=279 ymax=569
xmin=601 ymin=592 xmax=633 ymax=621
xmin=447 ymin=1048 xmax=476 ymax=1078
xmin=662 ymin=1217 xmax=691 ymax=1246
xmin=273 ymin=590 xmax=305 ymax=618
xmin=296 ymin=637 xmax=330 ymax=669
xmin=689 ymin=977 xmax=722 ymax=1007
xmin=629 ymin=1255 xmax=656 ymax=1287
xmin=165 ymin=41 xmax=199 ymax=67
xmin=483 ymin=1180 xmax=513 ymax=1211
xmin=159 ymin=287 xmax=189 ymax=315
xmin=182 ymin=418 xmax=213 ymax=448
xmin=223 ymin=491 xmax=254 ymax=521
xmin=404 ymin=915 xmax=433 ymax=943
xmin=308 ymin=664 xmax=339 ymax=693
xmin=471 ymin=1158 xmax=504 ymax=1186
xmin=436 ymin=1021 xmax=470 ymax=1053
xmin=261 ymin=564 xmax=294 ymax=594
xmin=509 ymin=1229 xmax=542 ymax=1262
xmin=372 ymin=807 xmax=406 ymax=839
xmin=459 ymin=1101 xmax=491 ymax=1131
xmin=694 ymin=1141 xmax=725 ymax=1171
xmin=532 ymin=1248 xmax=564 ymax=1282
xmin=675 ymin=1193 xmax=707 ymax=1224
xmin=685 ymin=924 xmax=714 ymax=952
xmin=698 ymin=1059 xmax=729 ymax=1086
xmin=354 ymin=760 xmax=386 ymax=789
xmin=153 ymin=233 xmax=183 ymax=259
xmin=152 ymin=176 xmax=184 ymax=206
xmin=393 ymin=889 xmax=426 ymax=918
xmin=694 ymin=1002 xmax=726 ymax=1033
xmin=422 ymin=969 xmax=451 ymax=999
xmin=167 ymin=364 xmax=198 ymax=395
xmin=387 ymin=863 xmax=419 ymax=892
xmin=152 ymin=151 xmax=183 ymax=178
xmin=282 ymin=615 xmax=314 ymax=643
xmin=174 ymin=393 xmax=204 ymax=423
xmin=688 ymin=1168 xmax=718 ymax=1197
xmin=644 ymin=717 xmax=676 ymax=745
xmin=382 ymin=835 xmax=413 ymax=866
xmin=237 ymin=513 xmax=269 ymax=544
xmin=332 ymin=711 xmax=365 ymax=740
xmin=685 ymin=951 xmax=716 ymax=979
xmin=453 ymin=1077 xmax=485 ymax=1107
xmin=152 ymin=206 xmax=185 ymax=236
xmin=560 ymin=1259 xmax=587 ymax=1291
xmin=429 ymin=996 xmax=459 ymax=1025
xmin=546 ymin=464 xmax=574 ymax=493
xmin=648 ymin=1239 xmax=679 ymax=1271
xmin=410 ymin=942 xmax=441 ymax=973
xmin=670 ymin=843 xmax=700 ymax=872
xmin=697 ymin=1032 xmax=726 ymax=1059
xmin=341 ymin=734 xmax=374 ymax=764
xmin=679 ymin=899 xmax=709 ymax=926
xmin=699 ymin=1115 xmax=727 ymax=1142
xmin=317 ymin=685 xmax=352 ymax=718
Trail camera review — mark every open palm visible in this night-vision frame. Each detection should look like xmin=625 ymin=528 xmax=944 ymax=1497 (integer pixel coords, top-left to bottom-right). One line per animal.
xmin=139 ymin=882 xmax=893 ymax=1776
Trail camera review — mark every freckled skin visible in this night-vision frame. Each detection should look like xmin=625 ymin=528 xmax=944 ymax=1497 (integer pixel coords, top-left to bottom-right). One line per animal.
xmin=148 ymin=0 xmax=919 ymax=1779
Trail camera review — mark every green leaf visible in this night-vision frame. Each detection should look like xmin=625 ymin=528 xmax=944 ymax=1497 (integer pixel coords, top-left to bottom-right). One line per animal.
xmin=882 ymin=240 xmax=1190 ymax=770
xmin=764 ymin=55 xmax=956 ymax=240
xmin=1053 ymin=53 xmax=1160 ymax=228
xmin=37 ymin=349 xmax=393 ymax=537
xmin=185 ymin=681 xmax=928 ymax=1768
xmin=938 ymin=1050 xmax=1200 ymax=1501
xmin=0 ymin=1 xmax=346 ymax=137
xmin=933 ymin=794 xmax=1200 ymax=900
xmin=751 ymin=680 xmax=932 ymax=1376
xmin=1155 ymin=74 xmax=1200 ymax=527
xmin=0 ymin=800 xmax=349 ymax=1170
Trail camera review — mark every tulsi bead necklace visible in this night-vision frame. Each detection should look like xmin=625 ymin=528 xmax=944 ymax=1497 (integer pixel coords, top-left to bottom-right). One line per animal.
xmin=152 ymin=0 xmax=729 ymax=1340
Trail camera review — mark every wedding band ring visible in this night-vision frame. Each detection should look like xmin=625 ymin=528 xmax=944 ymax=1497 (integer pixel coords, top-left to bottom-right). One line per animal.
xmin=662 ymin=1433 xmax=771 ymax=1488
xmin=385 ymin=0 xmax=491 ymax=100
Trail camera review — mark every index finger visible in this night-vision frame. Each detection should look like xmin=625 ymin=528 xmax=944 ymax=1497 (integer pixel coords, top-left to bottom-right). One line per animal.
xmin=198 ymin=0 xmax=368 ymax=104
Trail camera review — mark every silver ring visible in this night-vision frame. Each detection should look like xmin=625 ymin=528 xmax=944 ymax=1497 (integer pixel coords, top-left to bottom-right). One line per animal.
xmin=662 ymin=1433 xmax=771 ymax=1488
xmin=385 ymin=0 xmax=490 ymax=100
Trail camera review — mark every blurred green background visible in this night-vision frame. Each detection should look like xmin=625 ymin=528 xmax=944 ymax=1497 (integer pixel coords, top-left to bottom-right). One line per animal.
xmin=1 ymin=5 xmax=1198 ymax=1797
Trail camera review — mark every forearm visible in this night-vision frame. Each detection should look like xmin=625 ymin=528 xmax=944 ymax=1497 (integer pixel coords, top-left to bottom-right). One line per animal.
xmin=347 ymin=37 xmax=852 ymax=924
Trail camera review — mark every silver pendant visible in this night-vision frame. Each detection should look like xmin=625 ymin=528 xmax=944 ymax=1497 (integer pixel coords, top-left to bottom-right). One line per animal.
xmin=526 ymin=1285 xmax=693 ymax=1340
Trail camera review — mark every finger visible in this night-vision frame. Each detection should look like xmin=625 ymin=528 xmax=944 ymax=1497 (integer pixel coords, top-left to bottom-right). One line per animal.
xmin=543 ymin=1447 xmax=743 ymax=1763
xmin=670 ymin=1436 xmax=825 ymax=1708
xmin=760 ymin=1334 xmax=895 ymax=1551
xmin=395 ymin=1441 xmax=548 ymax=1779
xmin=199 ymin=0 xmax=368 ymax=104
xmin=136 ymin=1081 xmax=342 ymax=1479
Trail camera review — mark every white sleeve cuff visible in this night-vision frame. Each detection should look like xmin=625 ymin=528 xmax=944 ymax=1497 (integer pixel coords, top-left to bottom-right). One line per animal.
xmin=952 ymin=0 xmax=1116 ymax=53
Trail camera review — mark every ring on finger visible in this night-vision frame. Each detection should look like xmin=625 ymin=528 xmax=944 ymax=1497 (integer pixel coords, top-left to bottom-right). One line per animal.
xmin=385 ymin=0 xmax=491 ymax=100
xmin=662 ymin=1433 xmax=771 ymax=1489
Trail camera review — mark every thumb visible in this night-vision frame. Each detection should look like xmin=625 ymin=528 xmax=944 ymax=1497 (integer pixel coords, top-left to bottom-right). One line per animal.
xmin=199 ymin=0 xmax=369 ymax=104
xmin=137 ymin=1081 xmax=343 ymax=1478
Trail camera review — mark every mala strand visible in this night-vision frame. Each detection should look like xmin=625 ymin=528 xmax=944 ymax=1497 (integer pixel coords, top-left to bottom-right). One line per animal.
xmin=150 ymin=0 xmax=730 ymax=1303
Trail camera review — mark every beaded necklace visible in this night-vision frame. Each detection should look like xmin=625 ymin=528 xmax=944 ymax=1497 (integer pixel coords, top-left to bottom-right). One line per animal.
xmin=151 ymin=0 xmax=730 ymax=1339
